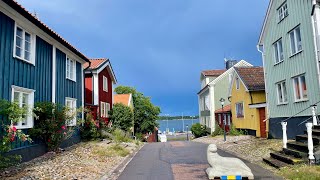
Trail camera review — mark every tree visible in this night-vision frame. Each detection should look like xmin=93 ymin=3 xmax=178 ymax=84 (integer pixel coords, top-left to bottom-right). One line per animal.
xmin=114 ymin=86 xmax=161 ymax=134
xmin=109 ymin=103 xmax=134 ymax=131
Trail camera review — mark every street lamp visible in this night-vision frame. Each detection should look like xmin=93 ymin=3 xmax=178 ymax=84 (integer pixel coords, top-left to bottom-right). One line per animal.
xmin=219 ymin=98 xmax=226 ymax=142
xmin=186 ymin=124 xmax=189 ymax=141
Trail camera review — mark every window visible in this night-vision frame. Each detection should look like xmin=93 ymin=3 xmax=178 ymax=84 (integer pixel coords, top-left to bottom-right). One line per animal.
xmin=276 ymin=81 xmax=288 ymax=104
xmin=103 ymin=76 xmax=108 ymax=92
xmin=101 ymin=102 xmax=110 ymax=118
xmin=218 ymin=114 xmax=221 ymax=124
xmin=236 ymin=77 xmax=240 ymax=90
xmin=289 ymin=26 xmax=302 ymax=55
xmin=293 ymin=75 xmax=307 ymax=101
xmin=278 ymin=2 xmax=288 ymax=22
xmin=13 ymin=24 xmax=35 ymax=64
xmin=66 ymin=98 xmax=77 ymax=126
xmin=11 ymin=85 xmax=35 ymax=129
xmin=66 ymin=56 xmax=76 ymax=81
xmin=274 ymin=38 xmax=284 ymax=64
xmin=235 ymin=102 xmax=244 ymax=118
xmin=204 ymin=95 xmax=210 ymax=110
xmin=227 ymin=114 xmax=231 ymax=126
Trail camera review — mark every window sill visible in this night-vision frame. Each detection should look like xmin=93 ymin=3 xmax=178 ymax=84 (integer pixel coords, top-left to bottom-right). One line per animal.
xmin=103 ymin=89 xmax=108 ymax=92
xmin=278 ymin=14 xmax=288 ymax=24
xmin=14 ymin=55 xmax=35 ymax=66
xmin=289 ymin=50 xmax=303 ymax=58
xmin=237 ymin=116 xmax=244 ymax=118
xmin=294 ymin=99 xmax=309 ymax=103
xmin=277 ymin=102 xmax=288 ymax=106
xmin=274 ymin=60 xmax=284 ymax=66
xmin=15 ymin=125 xmax=33 ymax=130
xmin=66 ymin=77 xmax=76 ymax=82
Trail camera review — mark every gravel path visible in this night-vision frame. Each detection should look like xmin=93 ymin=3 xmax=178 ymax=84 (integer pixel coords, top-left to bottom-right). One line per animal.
xmin=0 ymin=141 xmax=141 ymax=180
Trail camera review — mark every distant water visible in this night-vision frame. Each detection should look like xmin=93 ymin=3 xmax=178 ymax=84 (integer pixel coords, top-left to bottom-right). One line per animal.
xmin=157 ymin=119 xmax=199 ymax=132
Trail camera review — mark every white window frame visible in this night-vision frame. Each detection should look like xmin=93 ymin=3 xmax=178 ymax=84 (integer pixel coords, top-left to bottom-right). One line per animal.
xmin=66 ymin=56 xmax=76 ymax=82
xmin=289 ymin=26 xmax=302 ymax=56
xmin=100 ymin=102 xmax=110 ymax=118
xmin=235 ymin=102 xmax=244 ymax=118
xmin=236 ymin=77 xmax=240 ymax=90
xmin=274 ymin=38 xmax=284 ymax=64
xmin=292 ymin=74 xmax=308 ymax=102
xmin=278 ymin=2 xmax=288 ymax=22
xmin=11 ymin=85 xmax=35 ymax=129
xmin=103 ymin=76 xmax=108 ymax=92
xmin=276 ymin=81 xmax=288 ymax=105
xmin=13 ymin=23 xmax=36 ymax=65
xmin=66 ymin=97 xmax=77 ymax=126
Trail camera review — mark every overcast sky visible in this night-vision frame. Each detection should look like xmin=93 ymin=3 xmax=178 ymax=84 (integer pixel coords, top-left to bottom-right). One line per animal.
xmin=19 ymin=0 xmax=269 ymax=116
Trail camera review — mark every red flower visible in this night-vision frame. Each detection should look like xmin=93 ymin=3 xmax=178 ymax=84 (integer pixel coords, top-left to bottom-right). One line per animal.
xmin=47 ymin=139 xmax=51 ymax=142
xmin=12 ymin=126 xmax=17 ymax=132
xmin=61 ymin=125 xmax=66 ymax=130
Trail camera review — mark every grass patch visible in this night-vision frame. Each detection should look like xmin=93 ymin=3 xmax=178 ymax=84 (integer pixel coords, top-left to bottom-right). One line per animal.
xmin=93 ymin=144 xmax=130 ymax=157
xmin=277 ymin=164 xmax=320 ymax=180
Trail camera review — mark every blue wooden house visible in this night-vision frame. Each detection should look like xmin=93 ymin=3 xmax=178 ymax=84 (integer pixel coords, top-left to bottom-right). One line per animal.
xmin=0 ymin=0 xmax=90 ymax=161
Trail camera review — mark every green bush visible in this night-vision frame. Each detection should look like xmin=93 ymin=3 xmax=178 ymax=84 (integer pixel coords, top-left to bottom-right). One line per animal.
xmin=228 ymin=124 xmax=244 ymax=136
xmin=191 ymin=123 xmax=208 ymax=138
xmin=112 ymin=128 xmax=132 ymax=143
xmin=211 ymin=122 xmax=224 ymax=137
xmin=80 ymin=109 xmax=101 ymax=140
xmin=109 ymin=103 xmax=134 ymax=132
xmin=29 ymin=102 xmax=77 ymax=152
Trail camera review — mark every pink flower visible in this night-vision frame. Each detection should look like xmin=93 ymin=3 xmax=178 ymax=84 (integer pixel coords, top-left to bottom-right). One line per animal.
xmin=63 ymin=132 xmax=67 ymax=135
xmin=61 ymin=125 xmax=66 ymax=130
xmin=12 ymin=126 xmax=17 ymax=132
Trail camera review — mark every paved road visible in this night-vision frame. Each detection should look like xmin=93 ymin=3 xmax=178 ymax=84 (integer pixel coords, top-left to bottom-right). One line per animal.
xmin=117 ymin=141 xmax=282 ymax=180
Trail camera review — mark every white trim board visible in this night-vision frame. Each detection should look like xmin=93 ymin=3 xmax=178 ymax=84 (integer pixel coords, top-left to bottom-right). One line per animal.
xmin=249 ymin=103 xmax=267 ymax=109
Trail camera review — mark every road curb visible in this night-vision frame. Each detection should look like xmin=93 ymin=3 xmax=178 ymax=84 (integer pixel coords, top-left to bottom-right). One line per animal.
xmin=100 ymin=143 xmax=145 ymax=180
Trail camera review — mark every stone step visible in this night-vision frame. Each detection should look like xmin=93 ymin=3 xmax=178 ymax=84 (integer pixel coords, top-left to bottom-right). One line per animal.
xmin=296 ymin=134 xmax=320 ymax=145
xmin=304 ymin=129 xmax=320 ymax=136
xmin=314 ymin=125 xmax=320 ymax=130
xmin=263 ymin=157 xmax=289 ymax=169
xmin=270 ymin=152 xmax=304 ymax=165
xmin=283 ymin=148 xmax=308 ymax=158
xmin=287 ymin=141 xmax=309 ymax=153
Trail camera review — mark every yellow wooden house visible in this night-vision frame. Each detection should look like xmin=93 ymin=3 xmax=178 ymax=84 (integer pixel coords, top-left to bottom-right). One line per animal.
xmin=228 ymin=67 xmax=267 ymax=138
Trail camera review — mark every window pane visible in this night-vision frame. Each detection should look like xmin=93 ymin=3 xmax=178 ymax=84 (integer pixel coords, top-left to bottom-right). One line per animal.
xmin=24 ymin=51 xmax=30 ymax=61
xmin=283 ymin=82 xmax=287 ymax=102
xmin=294 ymin=78 xmax=301 ymax=100
xmin=25 ymin=32 xmax=31 ymax=42
xmin=283 ymin=4 xmax=288 ymax=16
xmin=279 ymin=40 xmax=284 ymax=60
xmin=16 ymin=47 xmax=22 ymax=57
xmin=22 ymin=93 xmax=28 ymax=105
xmin=296 ymin=27 xmax=302 ymax=51
xmin=274 ymin=43 xmax=279 ymax=63
xmin=277 ymin=84 xmax=283 ymax=103
xmin=14 ymin=92 xmax=20 ymax=102
xmin=16 ymin=36 xmax=22 ymax=48
xmin=16 ymin=27 xmax=23 ymax=37
xmin=290 ymin=31 xmax=296 ymax=54
xmin=300 ymin=76 xmax=307 ymax=99
xmin=25 ymin=41 xmax=31 ymax=52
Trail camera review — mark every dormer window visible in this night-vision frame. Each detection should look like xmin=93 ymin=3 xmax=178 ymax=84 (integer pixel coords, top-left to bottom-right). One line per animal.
xmin=278 ymin=2 xmax=288 ymax=22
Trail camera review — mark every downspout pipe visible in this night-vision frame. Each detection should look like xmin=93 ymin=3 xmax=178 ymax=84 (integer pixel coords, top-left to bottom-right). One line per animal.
xmin=257 ymin=45 xmax=269 ymax=123
xmin=83 ymin=61 xmax=92 ymax=107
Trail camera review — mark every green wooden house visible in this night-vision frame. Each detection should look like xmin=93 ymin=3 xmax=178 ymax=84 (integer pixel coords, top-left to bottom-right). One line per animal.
xmin=258 ymin=0 xmax=320 ymax=138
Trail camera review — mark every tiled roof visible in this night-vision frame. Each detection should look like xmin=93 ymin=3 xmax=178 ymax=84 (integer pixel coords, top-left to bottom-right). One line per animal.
xmin=4 ymin=0 xmax=89 ymax=62
xmin=202 ymin=70 xmax=226 ymax=77
xmin=114 ymin=94 xmax=131 ymax=106
xmin=235 ymin=67 xmax=265 ymax=91
xmin=84 ymin=58 xmax=108 ymax=69
xmin=215 ymin=104 xmax=231 ymax=113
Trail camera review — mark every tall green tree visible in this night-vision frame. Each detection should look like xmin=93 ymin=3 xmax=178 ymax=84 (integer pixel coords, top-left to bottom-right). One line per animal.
xmin=109 ymin=103 xmax=134 ymax=132
xmin=114 ymin=86 xmax=160 ymax=134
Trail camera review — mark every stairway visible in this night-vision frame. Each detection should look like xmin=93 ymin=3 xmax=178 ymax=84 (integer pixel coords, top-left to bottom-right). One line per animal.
xmin=263 ymin=125 xmax=320 ymax=168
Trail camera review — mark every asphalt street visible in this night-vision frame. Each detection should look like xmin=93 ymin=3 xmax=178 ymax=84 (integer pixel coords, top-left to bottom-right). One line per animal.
xmin=117 ymin=141 xmax=282 ymax=180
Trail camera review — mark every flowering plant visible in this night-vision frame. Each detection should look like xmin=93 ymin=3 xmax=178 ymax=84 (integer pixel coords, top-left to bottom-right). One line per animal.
xmin=29 ymin=102 xmax=77 ymax=151
xmin=79 ymin=108 xmax=104 ymax=140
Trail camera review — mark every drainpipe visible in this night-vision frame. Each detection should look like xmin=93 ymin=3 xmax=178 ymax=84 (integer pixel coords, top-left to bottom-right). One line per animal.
xmin=257 ymin=45 xmax=270 ymax=125
xmin=83 ymin=61 xmax=92 ymax=106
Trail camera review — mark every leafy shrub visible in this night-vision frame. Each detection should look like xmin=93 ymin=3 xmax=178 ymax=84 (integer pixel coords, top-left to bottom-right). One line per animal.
xmin=229 ymin=124 xmax=244 ymax=136
xmin=29 ymin=102 xmax=77 ymax=152
xmin=109 ymin=103 xmax=134 ymax=132
xmin=191 ymin=123 xmax=208 ymax=138
xmin=211 ymin=122 xmax=224 ymax=137
xmin=0 ymin=100 xmax=32 ymax=169
xmin=80 ymin=109 xmax=101 ymax=140
xmin=112 ymin=128 xmax=132 ymax=143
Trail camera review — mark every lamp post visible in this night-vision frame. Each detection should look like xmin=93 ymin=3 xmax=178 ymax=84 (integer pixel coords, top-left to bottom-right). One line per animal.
xmin=186 ymin=124 xmax=189 ymax=141
xmin=219 ymin=98 xmax=226 ymax=142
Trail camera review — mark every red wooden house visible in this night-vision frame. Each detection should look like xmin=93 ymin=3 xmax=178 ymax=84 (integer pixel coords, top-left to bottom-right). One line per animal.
xmin=215 ymin=104 xmax=232 ymax=132
xmin=84 ymin=58 xmax=117 ymax=123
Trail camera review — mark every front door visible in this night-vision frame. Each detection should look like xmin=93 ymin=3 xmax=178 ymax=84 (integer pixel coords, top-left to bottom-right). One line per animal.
xmin=258 ymin=107 xmax=267 ymax=138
